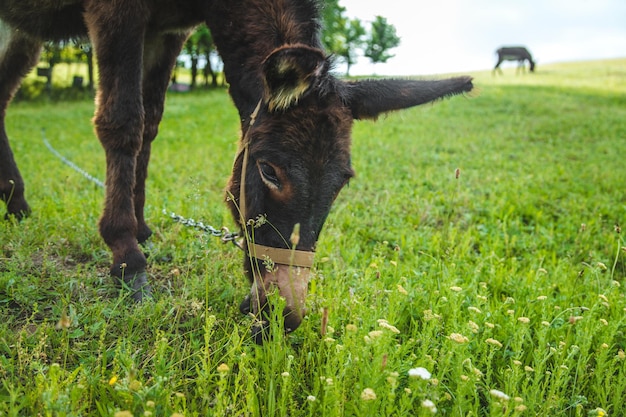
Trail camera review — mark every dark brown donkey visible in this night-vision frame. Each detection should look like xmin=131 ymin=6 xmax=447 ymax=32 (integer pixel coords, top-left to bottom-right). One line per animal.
xmin=494 ymin=46 xmax=536 ymax=74
xmin=0 ymin=0 xmax=473 ymax=342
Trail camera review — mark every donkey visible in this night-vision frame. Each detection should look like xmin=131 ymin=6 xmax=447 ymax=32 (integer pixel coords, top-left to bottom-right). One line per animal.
xmin=494 ymin=46 xmax=536 ymax=74
xmin=0 ymin=0 xmax=473 ymax=342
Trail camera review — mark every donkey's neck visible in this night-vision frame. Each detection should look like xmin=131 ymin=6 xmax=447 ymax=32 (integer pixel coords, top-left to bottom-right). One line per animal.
xmin=206 ymin=0 xmax=322 ymax=120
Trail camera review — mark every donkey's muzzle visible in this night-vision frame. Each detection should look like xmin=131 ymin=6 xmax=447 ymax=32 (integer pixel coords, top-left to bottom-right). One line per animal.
xmin=241 ymin=263 xmax=310 ymax=344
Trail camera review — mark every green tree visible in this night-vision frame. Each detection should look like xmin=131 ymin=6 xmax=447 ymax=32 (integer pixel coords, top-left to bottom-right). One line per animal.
xmin=183 ymin=36 xmax=200 ymax=88
xmin=320 ymin=0 xmax=365 ymax=76
xmin=320 ymin=0 xmax=346 ymax=52
xmin=40 ymin=42 xmax=63 ymax=91
xmin=196 ymin=26 xmax=221 ymax=87
xmin=339 ymin=18 xmax=366 ymax=76
xmin=183 ymin=25 xmax=221 ymax=88
xmin=364 ymin=16 xmax=400 ymax=66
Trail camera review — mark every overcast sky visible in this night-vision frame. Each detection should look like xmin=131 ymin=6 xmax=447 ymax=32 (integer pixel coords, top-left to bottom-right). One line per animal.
xmin=339 ymin=0 xmax=626 ymax=75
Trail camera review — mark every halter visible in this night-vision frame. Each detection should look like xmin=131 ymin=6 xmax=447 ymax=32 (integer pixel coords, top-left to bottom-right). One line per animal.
xmin=238 ymin=100 xmax=315 ymax=269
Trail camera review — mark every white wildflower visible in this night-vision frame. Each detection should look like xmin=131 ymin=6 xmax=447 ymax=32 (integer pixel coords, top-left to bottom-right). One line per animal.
xmin=408 ymin=367 xmax=431 ymax=380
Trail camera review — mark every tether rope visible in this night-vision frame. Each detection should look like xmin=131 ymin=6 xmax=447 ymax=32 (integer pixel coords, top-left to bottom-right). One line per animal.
xmin=41 ymin=129 xmax=240 ymax=244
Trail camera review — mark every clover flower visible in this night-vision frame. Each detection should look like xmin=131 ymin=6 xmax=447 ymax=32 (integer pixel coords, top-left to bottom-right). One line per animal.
xmin=489 ymin=389 xmax=510 ymax=401
xmin=408 ymin=367 xmax=431 ymax=380
xmin=421 ymin=399 xmax=437 ymax=414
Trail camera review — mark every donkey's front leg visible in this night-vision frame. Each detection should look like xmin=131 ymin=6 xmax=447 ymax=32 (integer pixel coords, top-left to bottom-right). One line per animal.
xmin=86 ymin=7 xmax=150 ymax=301
xmin=134 ymin=32 xmax=191 ymax=244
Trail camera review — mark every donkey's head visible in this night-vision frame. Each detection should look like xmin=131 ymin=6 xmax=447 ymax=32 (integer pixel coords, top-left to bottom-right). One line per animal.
xmin=226 ymin=44 xmax=473 ymax=343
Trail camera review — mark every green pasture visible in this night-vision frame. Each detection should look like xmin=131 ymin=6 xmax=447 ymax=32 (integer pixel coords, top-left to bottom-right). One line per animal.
xmin=1 ymin=58 xmax=626 ymax=416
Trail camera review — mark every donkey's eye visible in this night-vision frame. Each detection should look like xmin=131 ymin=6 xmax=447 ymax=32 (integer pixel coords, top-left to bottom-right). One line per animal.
xmin=257 ymin=161 xmax=280 ymax=189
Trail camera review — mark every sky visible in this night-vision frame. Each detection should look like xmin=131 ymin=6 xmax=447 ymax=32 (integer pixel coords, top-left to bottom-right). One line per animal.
xmin=339 ymin=0 xmax=626 ymax=76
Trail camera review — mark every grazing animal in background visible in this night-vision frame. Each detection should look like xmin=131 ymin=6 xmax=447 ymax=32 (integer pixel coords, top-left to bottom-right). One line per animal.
xmin=494 ymin=46 xmax=536 ymax=74
xmin=0 ymin=0 xmax=473 ymax=343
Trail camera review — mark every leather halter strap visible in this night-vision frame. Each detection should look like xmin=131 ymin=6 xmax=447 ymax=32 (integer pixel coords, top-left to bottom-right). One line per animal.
xmin=238 ymin=100 xmax=315 ymax=269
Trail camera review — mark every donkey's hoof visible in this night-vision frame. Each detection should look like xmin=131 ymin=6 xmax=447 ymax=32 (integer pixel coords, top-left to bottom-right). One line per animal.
xmin=128 ymin=271 xmax=152 ymax=302
xmin=3 ymin=206 xmax=31 ymax=222
xmin=114 ymin=271 xmax=152 ymax=302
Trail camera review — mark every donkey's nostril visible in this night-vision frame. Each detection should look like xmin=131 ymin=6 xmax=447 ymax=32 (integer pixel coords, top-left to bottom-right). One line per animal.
xmin=283 ymin=306 xmax=304 ymax=333
xmin=239 ymin=294 xmax=252 ymax=315
xmin=251 ymin=322 xmax=269 ymax=345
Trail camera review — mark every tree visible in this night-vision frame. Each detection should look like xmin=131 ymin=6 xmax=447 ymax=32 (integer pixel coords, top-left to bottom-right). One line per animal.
xmin=364 ymin=16 xmax=400 ymax=67
xmin=40 ymin=42 xmax=63 ymax=91
xmin=183 ymin=27 xmax=205 ymax=88
xmin=182 ymin=25 xmax=222 ymax=88
xmin=320 ymin=0 xmax=365 ymax=76
xmin=195 ymin=26 xmax=221 ymax=87
xmin=339 ymin=19 xmax=366 ymax=76
xmin=320 ymin=0 xmax=347 ymax=53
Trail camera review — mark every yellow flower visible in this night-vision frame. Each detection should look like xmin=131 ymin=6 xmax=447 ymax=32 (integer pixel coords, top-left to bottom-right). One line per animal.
xmin=368 ymin=330 xmax=384 ymax=339
xmin=377 ymin=319 xmax=400 ymax=334
xmin=449 ymin=333 xmax=469 ymax=344
xmin=360 ymin=388 xmax=377 ymax=401
xmin=108 ymin=375 xmax=118 ymax=386
xmin=468 ymin=321 xmax=479 ymax=333
xmin=485 ymin=338 xmax=502 ymax=348
xmin=217 ymin=363 xmax=230 ymax=373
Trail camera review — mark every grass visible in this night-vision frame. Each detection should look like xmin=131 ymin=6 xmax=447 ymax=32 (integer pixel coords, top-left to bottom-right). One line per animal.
xmin=1 ymin=58 xmax=626 ymax=416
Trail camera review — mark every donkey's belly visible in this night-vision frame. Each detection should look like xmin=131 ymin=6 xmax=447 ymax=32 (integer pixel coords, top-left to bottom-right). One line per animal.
xmin=0 ymin=1 xmax=87 ymax=40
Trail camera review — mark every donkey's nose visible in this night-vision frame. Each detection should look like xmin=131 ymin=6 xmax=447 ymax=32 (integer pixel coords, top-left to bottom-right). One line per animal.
xmin=244 ymin=264 xmax=310 ymax=344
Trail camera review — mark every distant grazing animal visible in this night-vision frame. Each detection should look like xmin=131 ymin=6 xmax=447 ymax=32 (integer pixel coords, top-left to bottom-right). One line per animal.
xmin=0 ymin=0 xmax=473 ymax=343
xmin=494 ymin=46 xmax=536 ymax=74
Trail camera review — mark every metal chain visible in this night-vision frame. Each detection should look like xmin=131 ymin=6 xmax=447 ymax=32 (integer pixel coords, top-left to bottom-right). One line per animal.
xmin=42 ymin=131 xmax=105 ymax=188
xmin=42 ymin=130 xmax=239 ymax=245
xmin=163 ymin=209 xmax=240 ymax=243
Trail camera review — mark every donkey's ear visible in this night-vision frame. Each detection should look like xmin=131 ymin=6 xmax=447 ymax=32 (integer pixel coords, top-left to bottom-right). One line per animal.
xmin=345 ymin=77 xmax=473 ymax=120
xmin=262 ymin=44 xmax=326 ymax=112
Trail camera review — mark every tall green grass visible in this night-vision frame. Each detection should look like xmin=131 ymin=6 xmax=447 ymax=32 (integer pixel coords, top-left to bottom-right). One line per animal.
xmin=1 ymin=58 xmax=625 ymax=416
